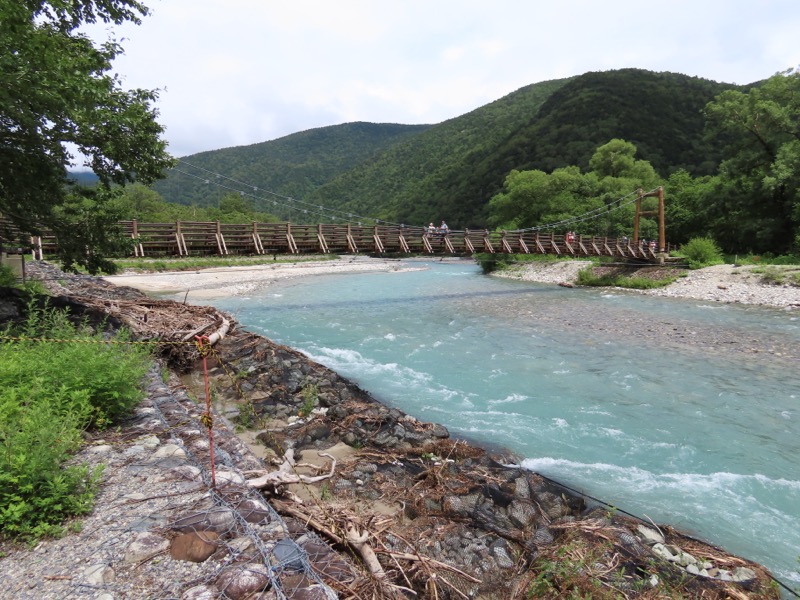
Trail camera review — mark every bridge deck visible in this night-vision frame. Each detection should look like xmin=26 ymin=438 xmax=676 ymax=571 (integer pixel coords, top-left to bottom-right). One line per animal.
xmin=2 ymin=220 xmax=665 ymax=262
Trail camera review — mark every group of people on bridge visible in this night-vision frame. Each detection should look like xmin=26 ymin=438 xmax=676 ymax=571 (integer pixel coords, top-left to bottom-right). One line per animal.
xmin=426 ymin=221 xmax=449 ymax=236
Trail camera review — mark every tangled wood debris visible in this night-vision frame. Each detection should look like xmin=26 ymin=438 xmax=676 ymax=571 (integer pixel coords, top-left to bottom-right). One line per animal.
xmin=244 ymin=449 xmax=337 ymax=491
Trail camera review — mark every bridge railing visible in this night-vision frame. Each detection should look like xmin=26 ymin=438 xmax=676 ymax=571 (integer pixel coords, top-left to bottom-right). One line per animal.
xmin=2 ymin=217 xmax=667 ymax=261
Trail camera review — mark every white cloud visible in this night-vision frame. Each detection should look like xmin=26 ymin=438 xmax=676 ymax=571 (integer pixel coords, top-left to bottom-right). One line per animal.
xmin=88 ymin=0 xmax=800 ymax=157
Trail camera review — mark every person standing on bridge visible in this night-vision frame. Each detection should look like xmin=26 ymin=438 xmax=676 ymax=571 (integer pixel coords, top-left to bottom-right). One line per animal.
xmin=439 ymin=221 xmax=449 ymax=236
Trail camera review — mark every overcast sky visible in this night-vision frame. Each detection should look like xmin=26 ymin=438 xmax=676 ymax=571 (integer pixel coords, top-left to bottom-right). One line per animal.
xmin=89 ymin=0 xmax=800 ymax=158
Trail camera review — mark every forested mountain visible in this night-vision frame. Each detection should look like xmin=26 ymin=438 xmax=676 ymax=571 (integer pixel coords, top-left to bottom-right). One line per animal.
xmin=491 ymin=69 xmax=743 ymax=177
xmin=151 ymin=122 xmax=430 ymax=215
xmin=305 ymin=77 xmax=571 ymax=227
xmin=152 ymin=69 xmax=748 ymax=228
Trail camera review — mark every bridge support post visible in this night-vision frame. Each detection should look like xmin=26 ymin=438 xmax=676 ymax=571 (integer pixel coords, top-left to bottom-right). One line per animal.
xmin=634 ymin=186 xmax=666 ymax=253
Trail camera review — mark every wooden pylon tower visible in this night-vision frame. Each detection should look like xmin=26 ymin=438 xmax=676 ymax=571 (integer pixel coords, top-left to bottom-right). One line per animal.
xmin=633 ymin=186 xmax=666 ymax=252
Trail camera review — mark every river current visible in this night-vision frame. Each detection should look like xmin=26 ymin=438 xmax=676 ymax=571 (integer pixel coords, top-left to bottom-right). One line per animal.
xmin=210 ymin=260 xmax=800 ymax=589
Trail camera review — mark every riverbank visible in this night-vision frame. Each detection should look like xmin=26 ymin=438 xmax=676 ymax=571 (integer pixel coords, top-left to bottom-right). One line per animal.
xmin=103 ymin=255 xmax=800 ymax=310
xmin=0 ymin=259 xmax=788 ymax=599
xmin=102 ymin=255 xmax=419 ymax=300
xmin=491 ymin=259 xmax=800 ymax=309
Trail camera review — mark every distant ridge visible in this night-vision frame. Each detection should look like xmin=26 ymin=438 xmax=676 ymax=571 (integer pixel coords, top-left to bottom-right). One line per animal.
xmin=152 ymin=122 xmax=430 ymax=215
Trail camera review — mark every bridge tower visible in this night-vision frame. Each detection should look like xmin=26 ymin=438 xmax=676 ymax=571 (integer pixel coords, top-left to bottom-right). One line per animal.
xmin=633 ymin=186 xmax=665 ymax=253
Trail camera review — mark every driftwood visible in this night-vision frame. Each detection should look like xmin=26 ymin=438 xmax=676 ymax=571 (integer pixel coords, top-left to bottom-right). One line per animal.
xmin=244 ymin=449 xmax=336 ymax=489
xmin=270 ymin=499 xmax=412 ymax=599
xmin=346 ymin=525 xmax=387 ymax=580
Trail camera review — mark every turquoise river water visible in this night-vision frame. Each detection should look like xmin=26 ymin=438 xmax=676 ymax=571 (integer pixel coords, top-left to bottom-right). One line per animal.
xmin=210 ymin=260 xmax=800 ymax=590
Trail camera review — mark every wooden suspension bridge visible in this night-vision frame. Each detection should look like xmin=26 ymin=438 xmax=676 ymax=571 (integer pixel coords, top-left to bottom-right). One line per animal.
xmin=3 ymin=188 xmax=669 ymax=262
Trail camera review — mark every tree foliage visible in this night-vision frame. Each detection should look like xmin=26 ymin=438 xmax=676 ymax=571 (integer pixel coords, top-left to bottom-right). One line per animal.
xmin=702 ymin=68 xmax=800 ymax=253
xmin=0 ymin=0 xmax=174 ymax=273
xmin=488 ymin=140 xmax=661 ymax=239
xmin=110 ymin=185 xmax=279 ymax=224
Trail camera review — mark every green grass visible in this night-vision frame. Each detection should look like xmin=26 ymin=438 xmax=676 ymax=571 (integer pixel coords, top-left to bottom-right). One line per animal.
xmin=576 ymin=266 xmax=679 ymax=289
xmin=0 ymin=303 xmax=153 ymax=540
xmin=727 ymin=253 xmax=800 ymax=266
xmin=750 ymin=265 xmax=800 ymax=287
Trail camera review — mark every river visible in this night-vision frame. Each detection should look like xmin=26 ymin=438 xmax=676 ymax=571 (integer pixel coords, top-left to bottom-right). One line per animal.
xmin=209 ymin=259 xmax=800 ymax=590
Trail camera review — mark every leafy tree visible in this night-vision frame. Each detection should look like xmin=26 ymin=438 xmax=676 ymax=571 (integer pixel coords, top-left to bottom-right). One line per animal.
xmin=704 ymin=68 xmax=800 ymax=253
xmin=488 ymin=140 xmax=661 ymax=238
xmin=0 ymin=0 xmax=174 ymax=273
xmin=663 ymin=169 xmax=720 ymax=245
xmin=110 ymin=183 xmax=167 ymax=221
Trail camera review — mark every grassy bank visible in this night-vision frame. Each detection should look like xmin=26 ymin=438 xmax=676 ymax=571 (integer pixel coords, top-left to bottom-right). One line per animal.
xmin=0 ymin=301 xmax=153 ymax=540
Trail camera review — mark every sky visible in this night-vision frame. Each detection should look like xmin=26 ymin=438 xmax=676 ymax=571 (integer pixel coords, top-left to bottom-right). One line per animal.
xmin=88 ymin=0 xmax=800 ymax=159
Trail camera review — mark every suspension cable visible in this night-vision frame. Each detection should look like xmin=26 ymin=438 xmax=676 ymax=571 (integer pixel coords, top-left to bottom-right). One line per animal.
xmin=176 ymin=160 xmax=410 ymax=228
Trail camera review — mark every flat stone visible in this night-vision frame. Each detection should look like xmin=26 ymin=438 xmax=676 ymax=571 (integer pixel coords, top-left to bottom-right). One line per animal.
xmin=732 ymin=567 xmax=757 ymax=582
xmin=214 ymin=469 xmax=245 ymax=485
xmin=272 ymin=538 xmax=305 ymax=571
xmin=123 ymin=531 xmax=170 ymax=563
xmin=651 ymin=543 xmax=675 ymax=561
xmin=636 ymin=524 xmax=664 ymax=545
xmin=137 ymin=435 xmax=161 ymax=448
xmin=84 ymin=563 xmax=116 ymax=584
xmin=173 ymin=508 xmax=237 ymax=533
xmin=171 ymin=531 xmax=220 ymax=562
xmin=129 ymin=513 xmax=168 ymax=532
xmin=152 ymin=443 xmax=187 ymax=459
xmin=215 ymin=562 xmax=270 ymax=599
xmin=181 ymin=584 xmax=218 ymax=599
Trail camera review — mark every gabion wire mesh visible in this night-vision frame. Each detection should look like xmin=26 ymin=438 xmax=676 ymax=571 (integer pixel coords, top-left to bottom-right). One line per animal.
xmin=146 ymin=366 xmax=341 ymax=599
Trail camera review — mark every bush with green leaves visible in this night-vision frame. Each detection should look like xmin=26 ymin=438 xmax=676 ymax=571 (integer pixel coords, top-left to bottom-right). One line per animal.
xmin=0 ymin=304 xmax=153 ymax=539
xmin=678 ymin=237 xmax=725 ymax=269
xmin=0 ymin=264 xmax=16 ymax=287
xmin=575 ymin=267 xmax=677 ymax=289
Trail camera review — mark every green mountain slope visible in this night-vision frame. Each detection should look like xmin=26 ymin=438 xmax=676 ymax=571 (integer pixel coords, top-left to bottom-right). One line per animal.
xmin=306 ymin=77 xmax=572 ymax=227
xmin=483 ymin=68 xmax=742 ymax=178
xmin=309 ymin=70 xmax=743 ymax=227
xmin=152 ymin=69 xmax=748 ymax=228
xmin=151 ymin=122 xmax=430 ymax=217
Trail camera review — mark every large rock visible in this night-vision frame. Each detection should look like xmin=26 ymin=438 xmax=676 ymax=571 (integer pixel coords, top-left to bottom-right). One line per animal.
xmin=170 ymin=531 xmax=220 ymax=562
xmin=124 ymin=531 xmax=170 ymax=563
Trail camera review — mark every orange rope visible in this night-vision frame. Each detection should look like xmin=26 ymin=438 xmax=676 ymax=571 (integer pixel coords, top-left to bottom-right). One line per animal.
xmin=195 ymin=335 xmax=216 ymax=489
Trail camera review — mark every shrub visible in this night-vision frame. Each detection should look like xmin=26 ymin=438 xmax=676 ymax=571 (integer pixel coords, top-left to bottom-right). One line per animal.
xmin=299 ymin=383 xmax=319 ymax=417
xmin=0 ymin=265 xmax=16 ymax=287
xmin=9 ymin=304 xmax=152 ymax=425
xmin=575 ymin=266 xmax=678 ymax=289
xmin=678 ymin=237 xmax=724 ymax=269
xmin=0 ymin=384 xmax=100 ymax=538
xmin=0 ymin=305 xmax=153 ymax=538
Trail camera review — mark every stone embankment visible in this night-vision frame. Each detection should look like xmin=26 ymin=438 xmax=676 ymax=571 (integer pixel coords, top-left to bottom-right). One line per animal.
xmin=0 ymin=261 xmax=784 ymax=599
